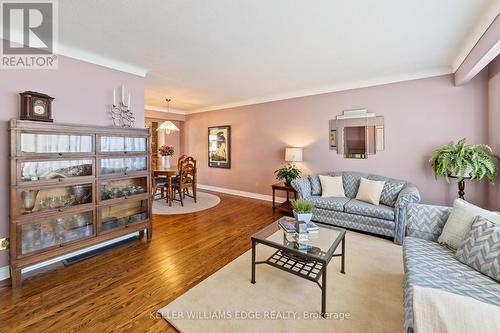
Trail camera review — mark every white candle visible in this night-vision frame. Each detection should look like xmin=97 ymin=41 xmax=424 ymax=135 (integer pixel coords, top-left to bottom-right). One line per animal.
xmin=113 ymin=88 xmax=116 ymax=106
xmin=127 ymin=93 xmax=131 ymax=108
xmin=121 ymin=85 xmax=125 ymax=104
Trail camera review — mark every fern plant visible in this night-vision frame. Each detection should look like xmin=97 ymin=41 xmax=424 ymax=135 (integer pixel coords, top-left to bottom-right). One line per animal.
xmin=430 ymin=138 xmax=499 ymax=183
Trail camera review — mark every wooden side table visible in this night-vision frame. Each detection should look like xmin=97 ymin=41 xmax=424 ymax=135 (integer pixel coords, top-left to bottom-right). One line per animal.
xmin=272 ymin=182 xmax=297 ymax=213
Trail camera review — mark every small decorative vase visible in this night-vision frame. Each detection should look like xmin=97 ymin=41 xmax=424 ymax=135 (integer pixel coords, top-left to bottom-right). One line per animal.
xmin=161 ymin=155 xmax=171 ymax=170
xmin=22 ymin=190 xmax=39 ymax=213
xmin=72 ymin=185 xmax=90 ymax=204
xmin=293 ymin=210 xmax=313 ymax=223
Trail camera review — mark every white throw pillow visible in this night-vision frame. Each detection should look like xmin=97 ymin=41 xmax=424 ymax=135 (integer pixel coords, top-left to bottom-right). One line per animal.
xmin=355 ymin=178 xmax=385 ymax=206
xmin=438 ymin=199 xmax=500 ymax=250
xmin=319 ymin=175 xmax=345 ymax=198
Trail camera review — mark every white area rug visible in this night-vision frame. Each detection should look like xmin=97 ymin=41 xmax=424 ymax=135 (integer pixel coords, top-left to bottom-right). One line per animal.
xmin=152 ymin=191 xmax=220 ymax=215
xmin=159 ymin=230 xmax=404 ymax=332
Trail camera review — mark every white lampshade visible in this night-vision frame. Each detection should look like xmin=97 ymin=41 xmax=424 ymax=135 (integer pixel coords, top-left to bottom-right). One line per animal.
xmin=157 ymin=121 xmax=179 ymax=134
xmin=285 ymin=147 xmax=303 ymax=162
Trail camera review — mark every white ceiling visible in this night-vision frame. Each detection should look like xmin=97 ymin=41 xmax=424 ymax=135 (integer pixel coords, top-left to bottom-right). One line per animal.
xmin=58 ymin=0 xmax=500 ymax=113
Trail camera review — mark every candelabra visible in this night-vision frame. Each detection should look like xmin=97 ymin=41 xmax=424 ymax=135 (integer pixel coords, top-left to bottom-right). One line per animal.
xmin=110 ymin=85 xmax=135 ymax=127
xmin=111 ymin=101 xmax=135 ymax=127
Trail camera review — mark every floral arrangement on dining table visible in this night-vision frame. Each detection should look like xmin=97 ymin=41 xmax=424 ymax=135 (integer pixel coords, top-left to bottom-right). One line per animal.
xmin=159 ymin=144 xmax=174 ymax=156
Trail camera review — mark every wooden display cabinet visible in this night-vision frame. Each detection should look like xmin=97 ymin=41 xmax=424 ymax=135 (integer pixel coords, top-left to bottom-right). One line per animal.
xmin=9 ymin=119 xmax=152 ymax=287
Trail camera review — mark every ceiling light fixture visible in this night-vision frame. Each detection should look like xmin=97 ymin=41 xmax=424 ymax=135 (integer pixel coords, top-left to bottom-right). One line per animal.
xmin=157 ymin=98 xmax=180 ymax=134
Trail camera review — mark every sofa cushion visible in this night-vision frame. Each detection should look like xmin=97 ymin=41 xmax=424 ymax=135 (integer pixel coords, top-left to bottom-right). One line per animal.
xmin=355 ymin=178 xmax=385 ymax=205
xmin=438 ymin=199 xmax=500 ymax=250
xmin=308 ymin=196 xmax=350 ymax=211
xmin=309 ymin=172 xmax=343 ymax=196
xmin=368 ymin=174 xmax=406 ymax=206
xmin=456 ymin=216 xmax=500 ymax=282
xmin=343 ymin=172 xmax=369 ymax=198
xmin=309 ymin=175 xmax=322 ymax=196
xmin=319 ymin=175 xmax=345 ymax=198
xmin=345 ymin=199 xmax=395 ymax=220
xmin=403 ymin=237 xmax=500 ymax=332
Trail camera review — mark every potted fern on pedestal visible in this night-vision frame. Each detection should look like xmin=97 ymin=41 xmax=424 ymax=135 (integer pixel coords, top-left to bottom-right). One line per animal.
xmin=430 ymin=138 xmax=499 ymax=199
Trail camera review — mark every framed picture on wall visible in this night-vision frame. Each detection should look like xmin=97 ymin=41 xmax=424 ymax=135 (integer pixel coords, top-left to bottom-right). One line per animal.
xmin=329 ymin=129 xmax=337 ymax=149
xmin=208 ymin=125 xmax=231 ymax=168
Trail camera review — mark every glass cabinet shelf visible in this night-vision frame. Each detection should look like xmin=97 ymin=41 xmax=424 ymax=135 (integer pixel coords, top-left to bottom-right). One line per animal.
xmin=99 ymin=177 xmax=148 ymax=201
xmin=99 ymin=136 xmax=147 ymax=153
xmin=20 ymin=133 xmax=93 ymax=154
xmin=99 ymin=199 xmax=149 ymax=233
xmin=16 ymin=183 xmax=93 ymax=216
xmin=19 ymin=159 xmax=94 ymax=182
xmin=99 ymin=157 xmax=148 ymax=176
xmin=19 ymin=211 xmax=94 ymax=256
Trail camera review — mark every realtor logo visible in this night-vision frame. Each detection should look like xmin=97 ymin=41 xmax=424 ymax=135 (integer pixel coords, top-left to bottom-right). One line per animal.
xmin=1 ymin=0 xmax=58 ymax=69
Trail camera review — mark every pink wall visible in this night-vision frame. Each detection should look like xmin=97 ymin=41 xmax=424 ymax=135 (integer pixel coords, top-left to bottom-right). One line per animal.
xmin=0 ymin=55 xmax=145 ymax=267
xmin=488 ymin=55 xmax=500 ymax=210
xmin=185 ymin=73 xmax=489 ymax=208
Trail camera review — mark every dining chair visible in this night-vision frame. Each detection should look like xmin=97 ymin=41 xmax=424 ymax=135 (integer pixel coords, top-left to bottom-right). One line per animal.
xmin=177 ymin=154 xmax=188 ymax=165
xmin=170 ymin=157 xmax=196 ymax=206
xmin=152 ymin=175 xmax=168 ymax=200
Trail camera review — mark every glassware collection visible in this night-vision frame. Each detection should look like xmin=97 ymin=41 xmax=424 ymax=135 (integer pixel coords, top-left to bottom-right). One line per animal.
xmin=21 ymin=184 xmax=92 ymax=214
xmin=21 ymin=212 xmax=94 ymax=255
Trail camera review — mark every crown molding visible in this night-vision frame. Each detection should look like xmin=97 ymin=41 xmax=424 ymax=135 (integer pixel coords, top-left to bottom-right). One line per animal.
xmin=57 ymin=44 xmax=148 ymax=77
xmin=452 ymin=4 xmax=500 ymax=72
xmin=2 ymin=32 xmax=148 ymax=77
xmin=188 ymin=67 xmax=452 ymax=114
xmin=144 ymin=105 xmax=187 ymax=115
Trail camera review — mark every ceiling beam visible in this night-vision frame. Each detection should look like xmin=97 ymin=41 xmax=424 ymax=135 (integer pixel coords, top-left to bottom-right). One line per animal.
xmin=455 ymin=14 xmax=500 ymax=86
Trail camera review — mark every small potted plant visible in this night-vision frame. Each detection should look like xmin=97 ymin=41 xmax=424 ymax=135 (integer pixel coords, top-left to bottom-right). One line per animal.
xmin=158 ymin=144 xmax=174 ymax=169
xmin=292 ymin=199 xmax=315 ymax=223
xmin=274 ymin=163 xmax=301 ymax=186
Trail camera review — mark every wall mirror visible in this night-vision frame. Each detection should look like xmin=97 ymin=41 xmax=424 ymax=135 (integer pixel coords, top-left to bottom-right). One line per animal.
xmin=329 ymin=110 xmax=384 ymax=159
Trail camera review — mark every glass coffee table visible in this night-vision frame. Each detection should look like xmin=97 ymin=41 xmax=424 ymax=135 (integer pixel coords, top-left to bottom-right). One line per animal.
xmin=251 ymin=219 xmax=346 ymax=316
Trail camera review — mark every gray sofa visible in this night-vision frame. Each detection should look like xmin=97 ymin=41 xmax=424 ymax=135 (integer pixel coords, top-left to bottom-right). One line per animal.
xmin=291 ymin=172 xmax=420 ymax=245
xmin=403 ymin=203 xmax=500 ymax=332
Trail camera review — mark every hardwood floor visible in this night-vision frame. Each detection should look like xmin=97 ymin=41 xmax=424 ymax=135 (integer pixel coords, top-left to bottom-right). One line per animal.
xmin=0 ymin=192 xmax=284 ymax=333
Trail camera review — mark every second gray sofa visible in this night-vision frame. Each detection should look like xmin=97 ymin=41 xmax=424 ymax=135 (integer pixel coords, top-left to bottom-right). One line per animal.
xmin=291 ymin=171 xmax=420 ymax=244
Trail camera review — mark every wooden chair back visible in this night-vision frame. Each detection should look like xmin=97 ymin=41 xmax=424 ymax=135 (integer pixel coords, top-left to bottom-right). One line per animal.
xmin=178 ymin=157 xmax=196 ymax=185
xmin=177 ymin=154 xmax=188 ymax=167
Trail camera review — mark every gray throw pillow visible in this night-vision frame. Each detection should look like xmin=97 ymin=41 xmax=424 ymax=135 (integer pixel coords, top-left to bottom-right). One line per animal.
xmin=308 ymin=175 xmax=321 ymax=196
xmin=456 ymin=216 xmax=500 ymax=282
xmin=367 ymin=175 xmax=405 ymax=206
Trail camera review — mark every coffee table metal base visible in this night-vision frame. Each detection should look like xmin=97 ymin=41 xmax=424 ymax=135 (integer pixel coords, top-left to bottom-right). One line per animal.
xmin=251 ymin=237 xmax=346 ymax=317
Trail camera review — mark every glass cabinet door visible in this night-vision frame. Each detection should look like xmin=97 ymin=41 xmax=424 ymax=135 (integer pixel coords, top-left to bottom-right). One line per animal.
xmin=15 ymin=183 xmax=93 ymax=217
xmin=100 ymin=157 xmax=148 ymax=176
xmin=99 ymin=199 xmax=149 ymax=233
xmin=19 ymin=159 xmax=94 ymax=183
xmin=20 ymin=133 xmax=93 ymax=155
xmin=18 ymin=210 xmax=94 ymax=256
xmin=100 ymin=136 xmax=147 ymax=153
xmin=100 ymin=176 xmax=148 ymax=202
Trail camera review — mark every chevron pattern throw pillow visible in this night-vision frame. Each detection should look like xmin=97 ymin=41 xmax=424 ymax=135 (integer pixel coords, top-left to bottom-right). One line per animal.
xmin=456 ymin=216 xmax=500 ymax=282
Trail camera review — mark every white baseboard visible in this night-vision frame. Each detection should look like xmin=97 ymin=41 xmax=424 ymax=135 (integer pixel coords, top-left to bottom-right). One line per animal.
xmin=197 ymin=184 xmax=286 ymax=203
xmin=0 ymin=231 xmax=141 ymax=281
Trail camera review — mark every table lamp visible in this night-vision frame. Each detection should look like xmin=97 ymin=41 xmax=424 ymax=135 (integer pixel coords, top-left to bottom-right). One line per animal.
xmin=285 ymin=147 xmax=303 ymax=162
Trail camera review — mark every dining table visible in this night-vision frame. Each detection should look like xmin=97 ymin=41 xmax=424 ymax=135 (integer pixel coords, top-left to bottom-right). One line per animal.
xmin=153 ymin=167 xmax=179 ymax=206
